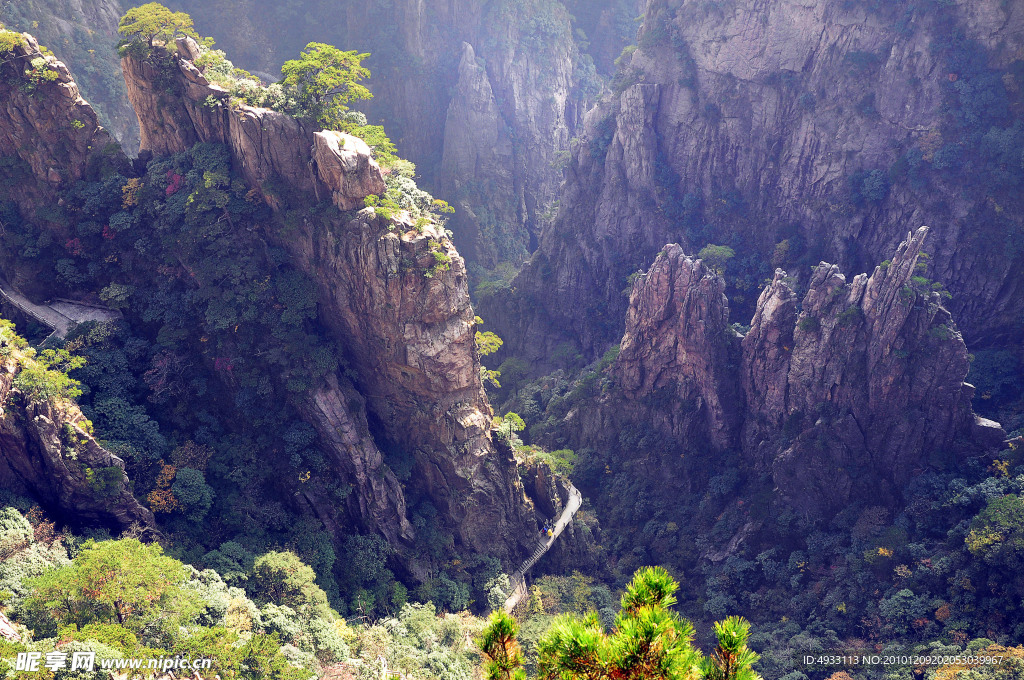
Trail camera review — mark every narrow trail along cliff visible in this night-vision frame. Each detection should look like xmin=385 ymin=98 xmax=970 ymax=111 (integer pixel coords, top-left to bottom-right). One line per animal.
xmin=503 ymin=483 xmax=583 ymax=613
xmin=0 ymin=279 xmax=120 ymax=339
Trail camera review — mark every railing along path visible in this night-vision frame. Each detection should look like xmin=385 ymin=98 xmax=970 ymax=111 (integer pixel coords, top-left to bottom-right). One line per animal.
xmin=502 ymin=483 xmax=583 ymax=613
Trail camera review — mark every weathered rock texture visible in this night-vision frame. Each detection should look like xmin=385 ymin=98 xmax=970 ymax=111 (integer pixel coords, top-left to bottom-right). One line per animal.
xmin=0 ymin=0 xmax=140 ymax=150
xmin=615 ymin=245 xmax=741 ymax=450
xmin=0 ymin=355 xmax=157 ymax=534
xmin=741 ymin=227 xmax=1004 ymax=513
xmin=0 ymin=33 xmax=127 ymax=215
xmin=489 ymin=0 xmax=1024 ymax=361
xmin=121 ymin=39 xmax=386 ymax=211
xmin=170 ymin=0 xmax=631 ymax=266
xmin=566 ymin=228 xmax=1004 ymax=516
xmin=0 ymin=32 xmax=130 ymax=300
xmin=120 ymin=42 xmax=538 ymax=565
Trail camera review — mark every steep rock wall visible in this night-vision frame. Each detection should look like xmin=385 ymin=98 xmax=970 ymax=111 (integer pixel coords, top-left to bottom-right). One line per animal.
xmin=0 ymin=356 xmax=157 ymax=534
xmin=0 ymin=31 xmax=129 ymax=298
xmin=169 ymin=0 xmax=622 ymax=266
xmin=566 ymin=228 xmax=1004 ymax=516
xmin=614 ymin=244 xmax=741 ymax=450
xmin=119 ymin=41 xmax=537 ymax=563
xmin=0 ymin=33 xmax=126 ymax=208
xmin=742 ymin=227 xmax=1004 ymax=513
xmin=0 ymin=0 xmax=140 ymax=150
xmin=490 ymin=0 xmax=1024 ymax=361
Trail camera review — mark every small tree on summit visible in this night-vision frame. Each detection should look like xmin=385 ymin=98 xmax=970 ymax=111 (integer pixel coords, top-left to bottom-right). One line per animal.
xmin=280 ymin=42 xmax=372 ymax=129
xmin=117 ymin=3 xmax=198 ymax=47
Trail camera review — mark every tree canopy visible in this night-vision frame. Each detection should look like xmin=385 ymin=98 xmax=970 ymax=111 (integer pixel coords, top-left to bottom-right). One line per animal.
xmin=478 ymin=567 xmax=761 ymax=680
xmin=23 ymin=539 xmax=196 ymax=632
xmin=117 ymin=3 xmax=199 ymax=47
xmin=280 ymin=43 xmax=372 ymax=129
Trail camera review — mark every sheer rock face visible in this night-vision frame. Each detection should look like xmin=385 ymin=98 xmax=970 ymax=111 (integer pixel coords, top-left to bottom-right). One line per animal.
xmin=283 ymin=210 xmax=536 ymax=561
xmin=0 ymin=361 xmax=156 ymax=534
xmin=742 ymin=227 xmax=1001 ymax=513
xmin=0 ymin=33 xmax=128 ymax=216
xmin=438 ymin=43 xmax=519 ymax=267
xmin=121 ymin=40 xmax=385 ymax=210
xmin=490 ymin=0 xmax=1024 ymax=362
xmin=120 ymin=42 xmax=536 ymax=564
xmin=0 ymin=0 xmax=140 ymax=151
xmin=615 ymin=245 xmax=741 ymax=450
xmin=585 ymin=228 xmax=1004 ymax=516
xmin=168 ymin=0 xmax=609 ymax=266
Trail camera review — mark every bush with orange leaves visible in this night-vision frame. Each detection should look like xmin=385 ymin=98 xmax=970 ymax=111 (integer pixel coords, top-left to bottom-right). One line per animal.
xmin=146 ymin=461 xmax=179 ymax=513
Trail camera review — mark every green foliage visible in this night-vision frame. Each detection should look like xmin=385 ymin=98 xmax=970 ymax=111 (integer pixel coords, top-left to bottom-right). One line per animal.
xmin=535 ymin=449 xmax=578 ymax=477
xmin=0 ymin=27 xmax=24 ymax=54
xmin=84 ymin=466 xmax=124 ymax=500
xmin=849 ymin=168 xmax=890 ymax=204
xmin=698 ymin=244 xmax=736 ymax=273
xmin=0 ymin=507 xmax=33 ymax=560
xmin=533 ymin=567 xmax=718 ymax=680
xmin=171 ymin=467 xmax=215 ymax=522
xmin=966 ymin=494 xmax=1024 ymax=567
xmin=344 ymin=120 xmax=398 ymax=166
xmin=478 ymin=611 xmax=527 ymax=680
xmin=117 ymin=3 xmax=198 ymax=48
xmin=495 ymin=412 xmax=526 ymax=442
xmin=249 ymin=551 xmax=329 ymax=616
xmin=238 ymin=633 xmax=308 ymax=680
xmin=280 ymin=43 xmax=372 ymax=130
xmin=12 ymin=347 xmax=86 ymax=402
xmin=19 ymin=56 xmax=59 ymax=96
xmin=425 ymin=239 xmax=452 ymax=278
xmin=476 ymin=331 xmax=504 ymax=357
xmin=22 ymin=539 xmax=196 ymax=636
xmin=836 ymin=305 xmax=865 ymax=326
xmin=700 ymin=616 xmax=761 ymax=680
xmin=796 ymin=316 xmax=820 ymax=333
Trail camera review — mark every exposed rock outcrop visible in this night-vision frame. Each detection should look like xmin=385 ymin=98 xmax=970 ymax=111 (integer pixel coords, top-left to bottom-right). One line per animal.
xmin=121 ymin=39 xmax=385 ymax=210
xmin=490 ymin=0 xmax=1024 ymax=362
xmin=438 ymin=43 xmax=520 ymax=267
xmin=566 ymin=228 xmax=1004 ymax=516
xmin=0 ymin=354 xmax=157 ymax=534
xmin=0 ymin=32 xmax=128 ymax=216
xmin=0 ymin=0 xmax=139 ymax=150
xmin=171 ymin=0 xmax=616 ymax=266
xmin=742 ymin=226 xmax=1002 ymax=514
xmin=119 ymin=42 xmax=537 ymax=565
xmin=614 ymin=245 xmax=740 ymax=450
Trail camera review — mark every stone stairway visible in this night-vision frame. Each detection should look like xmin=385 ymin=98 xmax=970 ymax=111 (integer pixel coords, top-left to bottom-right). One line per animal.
xmin=502 ymin=483 xmax=583 ymax=613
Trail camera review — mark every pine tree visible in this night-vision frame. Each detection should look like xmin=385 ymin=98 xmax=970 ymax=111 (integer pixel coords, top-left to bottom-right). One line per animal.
xmin=481 ymin=567 xmax=762 ymax=680
xmin=699 ymin=616 xmax=761 ymax=680
xmin=117 ymin=3 xmax=198 ymax=47
xmin=478 ymin=610 xmax=527 ymax=680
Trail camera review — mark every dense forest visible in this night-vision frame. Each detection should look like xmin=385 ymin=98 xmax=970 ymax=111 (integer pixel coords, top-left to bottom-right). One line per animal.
xmin=1 ymin=0 xmax=1023 ymax=678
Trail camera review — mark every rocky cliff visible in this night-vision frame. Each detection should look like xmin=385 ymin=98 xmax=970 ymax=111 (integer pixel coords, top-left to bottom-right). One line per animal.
xmin=0 ymin=30 xmax=130 ymax=298
xmin=0 ymin=0 xmax=140 ymax=150
xmin=565 ymin=228 xmax=1004 ymax=516
xmin=0 ymin=32 xmax=127 ymax=212
xmin=0 ymin=343 xmax=157 ymax=535
xmin=614 ymin=244 xmax=741 ymax=451
xmin=117 ymin=39 xmax=538 ymax=564
xmin=489 ymin=0 xmax=1024 ymax=362
xmin=169 ymin=0 xmax=632 ymax=268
